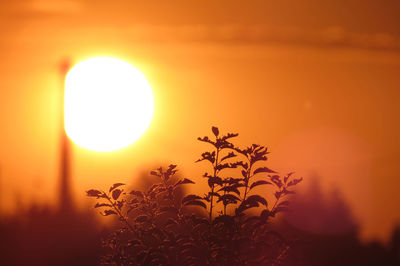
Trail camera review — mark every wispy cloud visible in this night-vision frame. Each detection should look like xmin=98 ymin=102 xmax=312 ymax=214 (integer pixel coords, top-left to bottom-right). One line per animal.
xmin=23 ymin=0 xmax=83 ymax=14
xmin=120 ymin=24 xmax=400 ymax=52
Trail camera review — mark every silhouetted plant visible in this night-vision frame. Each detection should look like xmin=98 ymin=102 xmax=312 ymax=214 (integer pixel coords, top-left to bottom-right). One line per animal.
xmin=87 ymin=127 xmax=302 ymax=265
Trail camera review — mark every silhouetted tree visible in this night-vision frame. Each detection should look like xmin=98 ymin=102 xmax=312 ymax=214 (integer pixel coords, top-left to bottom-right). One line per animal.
xmin=278 ymin=177 xmax=400 ymax=266
xmin=284 ymin=176 xmax=356 ymax=235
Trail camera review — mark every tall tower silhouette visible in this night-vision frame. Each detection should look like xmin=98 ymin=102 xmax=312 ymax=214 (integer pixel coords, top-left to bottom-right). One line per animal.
xmin=59 ymin=60 xmax=73 ymax=213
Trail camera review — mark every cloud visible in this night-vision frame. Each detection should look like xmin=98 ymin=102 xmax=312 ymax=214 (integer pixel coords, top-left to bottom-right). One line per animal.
xmin=24 ymin=0 xmax=83 ymax=14
xmin=120 ymin=24 xmax=400 ymax=52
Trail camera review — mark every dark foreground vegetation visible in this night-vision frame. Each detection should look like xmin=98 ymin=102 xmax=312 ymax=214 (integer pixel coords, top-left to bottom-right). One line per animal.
xmin=0 ymin=208 xmax=102 ymax=265
xmin=88 ymin=127 xmax=302 ymax=265
xmin=0 ymin=204 xmax=398 ymax=265
xmin=0 ymin=128 xmax=398 ymax=265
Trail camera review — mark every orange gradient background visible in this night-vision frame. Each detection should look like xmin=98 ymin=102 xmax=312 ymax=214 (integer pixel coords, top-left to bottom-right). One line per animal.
xmin=0 ymin=0 xmax=399 ymax=243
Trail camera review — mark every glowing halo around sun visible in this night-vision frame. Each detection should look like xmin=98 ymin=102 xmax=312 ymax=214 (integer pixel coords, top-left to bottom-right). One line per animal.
xmin=64 ymin=57 xmax=154 ymax=152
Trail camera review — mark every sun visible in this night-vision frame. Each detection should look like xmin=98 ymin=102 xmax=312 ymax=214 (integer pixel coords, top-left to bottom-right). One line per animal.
xmin=64 ymin=57 xmax=154 ymax=152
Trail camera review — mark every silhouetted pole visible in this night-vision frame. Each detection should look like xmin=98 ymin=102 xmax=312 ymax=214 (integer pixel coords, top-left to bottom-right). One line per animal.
xmin=59 ymin=60 xmax=73 ymax=213
xmin=0 ymin=166 xmax=2 ymax=214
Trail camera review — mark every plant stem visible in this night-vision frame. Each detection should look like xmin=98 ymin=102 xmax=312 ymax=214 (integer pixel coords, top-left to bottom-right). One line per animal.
xmin=209 ymin=148 xmax=220 ymax=222
xmin=223 ymin=189 xmax=227 ymax=215
xmin=210 ymin=185 xmax=214 ymax=222
xmin=270 ymin=190 xmax=282 ymax=214
xmin=242 ymin=160 xmax=252 ymax=203
xmin=104 ymin=192 xmax=135 ymax=232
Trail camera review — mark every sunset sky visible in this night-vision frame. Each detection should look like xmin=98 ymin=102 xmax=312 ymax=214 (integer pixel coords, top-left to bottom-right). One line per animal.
xmin=0 ymin=0 xmax=399 ymax=243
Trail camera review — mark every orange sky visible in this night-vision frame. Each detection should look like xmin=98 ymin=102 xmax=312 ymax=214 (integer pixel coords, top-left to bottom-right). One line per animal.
xmin=0 ymin=0 xmax=399 ymax=243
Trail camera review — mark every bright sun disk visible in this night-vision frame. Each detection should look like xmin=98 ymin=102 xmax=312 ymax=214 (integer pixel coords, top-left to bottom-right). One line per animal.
xmin=64 ymin=57 xmax=154 ymax=152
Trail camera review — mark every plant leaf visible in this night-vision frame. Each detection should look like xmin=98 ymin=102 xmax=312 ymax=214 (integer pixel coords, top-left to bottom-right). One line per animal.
xmin=184 ymin=200 xmax=207 ymax=209
xmin=212 ymin=126 xmax=219 ymax=137
xmin=218 ymin=185 xmax=241 ymax=196
xmin=249 ymin=180 xmax=272 ymax=190
xmin=207 ymin=176 xmax=223 ymax=187
xmin=245 ymin=195 xmax=268 ymax=207
xmin=217 ymin=194 xmax=241 ymax=204
xmin=215 ymin=163 xmax=233 ymax=171
xmin=174 ymin=178 xmax=195 ymax=187
xmin=148 ymin=184 xmax=159 ymax=193
xmin=275 ymin=191 xmax=282 ymax=199
xmin=241 ymin=170 xmax=247 ymax=178
xmin=284 ymin=172 xmax=294 ymax=183
xmin=253 ymin=167 xmax=276 ymax=175
xmin=116 ymin=200 xmax=124 ymax=210
xmin=220 ymin=152 xmax=236 ymax=162
xmin=109 ymin=183 xmax=125 ymax=192
xmin=221 ymin=132 xmax=239 ymax=141
xmin=129 ymin=190 xmax=144 ymax=198
xmin=237 ymin=200 xmax=259 ymax=213
xmin=197 ymin=136 xmax=215 ymax=146
xmin=168 ymin=164 xmax=177 ymax=171
xmin=287 ymin=177 xmax=303 ymax=187
xmin=271 ymin=175 xmax=283 ymax=188
xmin=112 ymin=189 xmax=122 ymax=200
xmin=182 ymin=194 xmax=203 ymax=204
xmin=207 ymin=192 xmax=221 ymax=200
xmin=150 ymin=170 xmax=160 ymax=177
xmin=260 ymin=209 xmax=271 ymax=221
xmin=86 ymin=189 xmax=106 ymax=198
xmin=101 ymin=210 xmax=117 ymax=216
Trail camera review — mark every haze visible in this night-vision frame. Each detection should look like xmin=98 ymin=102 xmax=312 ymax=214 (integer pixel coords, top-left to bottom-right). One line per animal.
xmin=0 ymin=0 xmax=399 ymax=243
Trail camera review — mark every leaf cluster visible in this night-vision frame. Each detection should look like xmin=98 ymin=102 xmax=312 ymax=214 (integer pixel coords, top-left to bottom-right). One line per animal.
xmin=87 ymin=127 xmax=302 ymax=265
